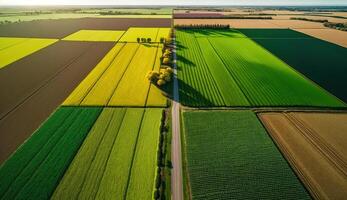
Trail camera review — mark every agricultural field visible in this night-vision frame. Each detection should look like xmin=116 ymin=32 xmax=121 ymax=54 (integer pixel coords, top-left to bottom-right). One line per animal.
xmin=182 ymin=110 xmax=310 ymax=199
xmin=62 ymin=30 xmax=125 ymax=41
xmin=239 ymin=28 xmax=347 ymax=103
xmin=0 ymin=37 xmax=57 ymax=69
xmin=63 ymin=42 xmax=167 ymax=107
xmin=0 ymin=107 xmax=163 ymax=199
xmin=176 ymin=29 xmax=345 ymax=107
xmin=259 ymin=112 xmax=347 ymax=199
xmin=0 ymin=18 xmax=172 ymax=38
xmin=119 ymin=27 xmax=171 ymax=42
xmin=0 ymin=41 xmax=113 ymax=163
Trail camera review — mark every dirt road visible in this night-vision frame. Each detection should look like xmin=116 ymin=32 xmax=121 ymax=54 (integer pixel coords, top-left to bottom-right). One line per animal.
xmin=171 ymin=36 xmax=184 ymax=200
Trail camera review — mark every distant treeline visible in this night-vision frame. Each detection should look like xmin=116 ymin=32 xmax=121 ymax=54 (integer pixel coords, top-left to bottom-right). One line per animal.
xmin=174 ymin=16 xmax=272 ymax=19
xmin=99 ymin=11 xmax=157 ymax=15
xmin=290 ymin=17 xmax=328 ymax=23
xmin=174 ymin=24 xmax=230 ymax=29
xmin=324 ymin=22 xmax=347 ymax=31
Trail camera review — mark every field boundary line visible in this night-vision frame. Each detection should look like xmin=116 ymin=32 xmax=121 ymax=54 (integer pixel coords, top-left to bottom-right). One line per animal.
xmin=122 ymin=108 xmax=146 ymax=199
xmin=0 ymin=42 xmax=98 ymax=120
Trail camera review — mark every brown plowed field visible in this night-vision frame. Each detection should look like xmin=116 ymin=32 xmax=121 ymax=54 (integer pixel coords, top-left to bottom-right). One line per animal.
xmin=0 ymin=41 xmax=114 ymax=163
xmin=259 ymin=112 xmax=347 ymax=200
xmin=0 ymin=18 xmax=171 ymax=38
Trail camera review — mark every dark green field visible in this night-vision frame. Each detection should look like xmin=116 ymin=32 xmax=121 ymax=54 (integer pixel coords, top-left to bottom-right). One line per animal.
xmin=238 ymin=29 xmax=347 ymax=103
xmin=182 ymin=110 xmax=310 ymax=200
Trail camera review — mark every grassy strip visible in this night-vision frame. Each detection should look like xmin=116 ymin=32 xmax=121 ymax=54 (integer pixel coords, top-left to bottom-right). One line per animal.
xmin=0 ymin=107 xmax=102 ymax=199
xmin=125 ymin=108 xmax=162 ymax=199
xmin=182 ymin=110 xmax=311 ymax=199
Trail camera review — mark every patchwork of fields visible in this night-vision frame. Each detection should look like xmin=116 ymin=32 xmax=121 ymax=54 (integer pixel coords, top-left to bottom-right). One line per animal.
xmin=0 ymin=41 xmax=114 ymax=163
xmin=0 ymin=107 xmax=162 ymax=199
xmin=0 ymin=37 xmax=57 ymax=69
xmin=176 ymin=29 xmax=345 ymax=107
xmin=239 ymin=29 xmax=347 ymax=103
xmin=182 ymin=110 xmax=310 ymax=199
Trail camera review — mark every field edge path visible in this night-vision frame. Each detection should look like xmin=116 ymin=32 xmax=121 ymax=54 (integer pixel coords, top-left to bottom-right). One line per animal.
xmin=171 ymin=34 xmax=184 ymax=200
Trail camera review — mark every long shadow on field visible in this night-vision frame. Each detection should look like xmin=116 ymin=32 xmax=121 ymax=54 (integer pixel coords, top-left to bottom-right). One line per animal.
xmin=176 ymin=77 xmax=214 ymax=106
xmin=175 ymin=40 xmax=187 ymax=50
xmin=176 ymin=54 xmax=195 ymax=68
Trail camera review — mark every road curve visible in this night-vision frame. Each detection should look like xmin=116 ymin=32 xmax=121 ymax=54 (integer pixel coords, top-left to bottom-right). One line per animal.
xmin=171 ymin=35 xmax=184 ymax=200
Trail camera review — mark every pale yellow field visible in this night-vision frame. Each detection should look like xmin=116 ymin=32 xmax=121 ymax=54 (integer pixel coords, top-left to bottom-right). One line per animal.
xmin=119 ymin=27 xmax=171 ymax=42
xmin=82 ymin=43 xmax=139 ymax=105
xmin=62 ymin=43 xmax=125 ymax=105
xmin=63 ymin=41 xmax=167 ymax=107
xmin=0 ymin=37 xmax=58 ymax=69
xmin=294 ymin=28 xmax=347 ymax=48
xmin=144 ymin=44 xmax=167 ymax=107
xmin=109 ymin=43 xmax=158 ymax=106
xmin=62 ymin=30 xmax=125 ymax=42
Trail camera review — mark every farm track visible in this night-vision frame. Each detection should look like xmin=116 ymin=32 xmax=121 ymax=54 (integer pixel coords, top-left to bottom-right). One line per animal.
xmin=0 ymin=41 xmax=114 ymax=163
xmin=0 ymin=18 xmax=172 ymax=38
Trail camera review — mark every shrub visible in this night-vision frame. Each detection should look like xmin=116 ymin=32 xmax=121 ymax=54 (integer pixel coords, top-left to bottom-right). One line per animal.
xmin=162 ymin=57 xmax=170 ymax=65
xmin=137 ymin=38 xmax=140 ymax=43
xmin=147 ymin=38 xmax=152 ymax=43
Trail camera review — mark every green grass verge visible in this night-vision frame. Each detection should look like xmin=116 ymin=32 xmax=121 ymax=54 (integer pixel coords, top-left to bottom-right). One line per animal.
xmin=0 ymin=107 xmax=101 ymax=199
xmin=182 ymin=110 xmax=311 ymax=200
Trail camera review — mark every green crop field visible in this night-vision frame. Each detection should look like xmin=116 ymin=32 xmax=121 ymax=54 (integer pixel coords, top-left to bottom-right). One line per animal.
xmin=52 ymin=108 xmax=162 ymax=200
xmin=176 ymin=29 xmax=345 ymax=108
xmin=238 ymin=29 xmax=347 ymax=104
xmin=0 ymin=37 xmax=58 ymax=69
xmin=62 ymin=30 xmax=125 ymax=42
xmin=182 ymin=110 xmax=311 ymax=200
xmin=63 ymin=42 xmax=167 ymax=107
xmin=0 ymin=107 xmax=101 ymax=199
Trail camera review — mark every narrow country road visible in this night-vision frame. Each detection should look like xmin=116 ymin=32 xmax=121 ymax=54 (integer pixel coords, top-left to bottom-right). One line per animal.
xmin=171 ymin=35 xmax=184 ymax=200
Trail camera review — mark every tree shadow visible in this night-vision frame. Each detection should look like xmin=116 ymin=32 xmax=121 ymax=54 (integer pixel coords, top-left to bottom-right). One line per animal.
xmin=154 ymin=77 xmax=214 ymax=107
xmin=176 ymin=54 xmax=195 ymax=67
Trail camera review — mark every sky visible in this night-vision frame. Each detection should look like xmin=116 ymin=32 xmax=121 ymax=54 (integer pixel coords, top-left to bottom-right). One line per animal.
xmin=0 ymin=0 xmax=346 ymax=6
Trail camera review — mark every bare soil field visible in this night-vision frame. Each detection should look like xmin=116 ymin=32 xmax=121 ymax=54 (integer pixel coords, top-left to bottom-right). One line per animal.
xmin=259 ymin=112 xmax=347 ymax=200
xmin=0 ymin=41 xmax=113 ymax=163
xmin=174 ymin=19 xmax=284 ymax=28
xmin=294 ymin=28 xmax=347 ymax=48
xmin=272 ymin=15 xmax=347 ymax=23
xmin=0 ymin=18 xmax=171 ymax=38
xmin=270 ymin=19 xmax=327 ymax=29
